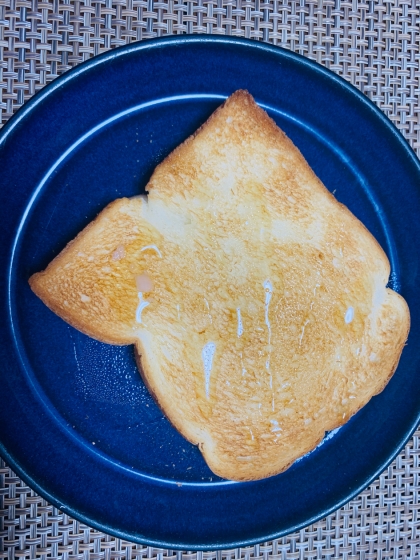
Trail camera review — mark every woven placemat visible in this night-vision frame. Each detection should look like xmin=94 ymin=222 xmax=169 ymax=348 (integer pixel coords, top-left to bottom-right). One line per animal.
xmin=1 ymin=1 xmax=420 ymax=558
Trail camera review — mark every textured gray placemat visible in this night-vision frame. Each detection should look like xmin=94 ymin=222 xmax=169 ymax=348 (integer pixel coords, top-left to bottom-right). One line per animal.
xmin=1 ymin=1 xmax=420 ymax=558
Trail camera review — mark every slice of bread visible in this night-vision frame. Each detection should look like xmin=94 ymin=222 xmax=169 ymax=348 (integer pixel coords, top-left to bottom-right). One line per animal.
xmin=29 ymin=90 xmax=410 ymax=481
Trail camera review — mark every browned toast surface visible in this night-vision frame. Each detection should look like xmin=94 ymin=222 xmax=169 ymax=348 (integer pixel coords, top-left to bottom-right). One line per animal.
xmin=30 ymin=91 xmax=410 ymax=481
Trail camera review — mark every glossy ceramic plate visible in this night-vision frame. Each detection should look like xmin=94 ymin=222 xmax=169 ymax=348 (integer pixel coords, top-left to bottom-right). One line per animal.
xmin=1 ymin=36 xmax=419 ymax=549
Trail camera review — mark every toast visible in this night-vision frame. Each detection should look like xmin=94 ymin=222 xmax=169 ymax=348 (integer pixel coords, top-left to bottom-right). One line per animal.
xmin=29 ymin=90 xmax=410 ymax=481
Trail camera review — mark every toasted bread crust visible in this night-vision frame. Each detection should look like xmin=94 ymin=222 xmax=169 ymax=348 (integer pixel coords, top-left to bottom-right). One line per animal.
xmin=29 ymin=90 xmax=410 ymax=481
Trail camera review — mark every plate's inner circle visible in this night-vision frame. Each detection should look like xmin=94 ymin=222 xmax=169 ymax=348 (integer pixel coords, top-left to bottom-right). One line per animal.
xmin=13 ymin=95 xmax=399 ymax=484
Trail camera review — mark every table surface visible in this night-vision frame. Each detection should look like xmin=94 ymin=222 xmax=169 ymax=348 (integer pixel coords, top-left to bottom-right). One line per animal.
xmin=1 ymin=1 xmax=420 ymax=558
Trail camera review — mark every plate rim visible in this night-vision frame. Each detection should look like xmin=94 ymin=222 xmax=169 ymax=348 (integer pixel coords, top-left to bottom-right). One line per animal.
xmin=1 ymin=34 xmax=420 ymax=550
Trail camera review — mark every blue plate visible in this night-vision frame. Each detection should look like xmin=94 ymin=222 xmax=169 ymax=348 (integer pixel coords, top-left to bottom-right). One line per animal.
xmin=1 ymin=36 xmax=419 ymax=549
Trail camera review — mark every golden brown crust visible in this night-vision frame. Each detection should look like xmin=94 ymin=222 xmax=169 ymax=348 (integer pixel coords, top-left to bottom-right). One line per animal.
xmin=29 ymin=90 xmax=410 ymax=481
